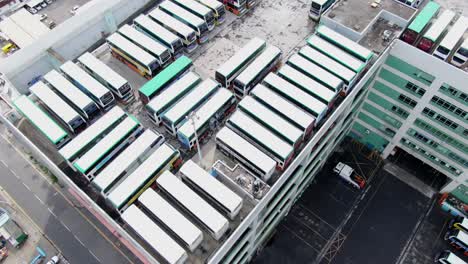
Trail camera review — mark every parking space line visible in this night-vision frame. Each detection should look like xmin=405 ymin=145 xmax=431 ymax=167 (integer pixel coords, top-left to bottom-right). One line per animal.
xmin=298 ymin=204 xmax=336 ymax=229
xmin=283 ymin=225 xmax=322 ymax=253
xmin=289 ymin=214 xmax=330 ymax=241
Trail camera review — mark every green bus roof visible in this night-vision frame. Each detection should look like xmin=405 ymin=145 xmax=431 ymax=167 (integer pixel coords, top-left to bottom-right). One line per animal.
xmin=139 ymin=55 xmax=192 ymax=98
xmin=408 ymin=1 xmax=440 ymax=34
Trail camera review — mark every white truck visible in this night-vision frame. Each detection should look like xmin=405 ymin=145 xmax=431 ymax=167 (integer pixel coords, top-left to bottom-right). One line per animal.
xmin=333 ymin=162 xmax=366 ymax=189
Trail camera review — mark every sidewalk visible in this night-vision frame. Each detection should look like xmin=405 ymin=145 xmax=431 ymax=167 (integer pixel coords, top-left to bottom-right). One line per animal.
xmin=0 ymin=186 xmax=59 ymax=264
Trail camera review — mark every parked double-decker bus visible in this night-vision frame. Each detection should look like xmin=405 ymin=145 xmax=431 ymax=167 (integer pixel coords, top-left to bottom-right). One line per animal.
xmin=223 ymin=0 xmax=247 ymax=16
xmin=149 ymin=9 xmax=198 ymax=53
xmin=177 ymin=88 xmax=235 ymax=149
xmin=278 ymin=64 xmax=336 ymax=107
xmin=401 ymin=1 xmax=440 ymax=45
xmin=138 ymin=188 xmax=203 ymax=252
xmin=157 ymin=170 xmax=229 ymax=240
xmin=452 ymin=38 xmax=468 ymax=67
xmin=138 ymin=56 xmax=192 ymax=103
xmin=30 ymin=81 xmax=86 ymax=133
xmin=179 ymin=160 xmax=243 ymax=220
xmin=60 ymin=61 xmax=115 ymax=110
xmin=13 ymin=95 xmax=70 ymax=148
xmin=171 ymin=0 xmax=216 ymax=31
xmin=309 ymin=0 xmax=335 ymax=21
xmin=287 ymin=54 xmax=344 ymax=94
xmin=162 ymin=78 xmax=219 ymax=135
xmin=118 ymin=25 xmax=172 ymax=68
xmin=417 ymin=10 xmax=456 ymax=52
xmin=238 ymin=96 xmax=302 ymax=149
xmin=146 ymin=72 xmax=201 ymax=125
xmin=250 ymin=84 xmax=315 ymax=138
xmin=298 ymin=46 xmax=356 ymax=90
xmin=434 ymin=16 xmax=468 ymax=61
xmin=215 ymin=37 xmax=266 ymax=88
xmin=307 ymin=35 xmax=366 ymax=73
xmin=107 ymin=143 xmax=179 ymax=212
xmin=227 ymin=110 xmax=295 ymax=170
xmin=445 ymin=228 xmax=468 ymax=253
xmin=73 ymin=116 xmax=142 ymax=178
xmin=232 ymin=45 xmax=282 ymax=98
xmin=43 ymin=70 xmax=98 ymax=120
xmin=435 ymin=250 xmax=467 ymax=264
xmin=59 ymin=106 xmax=126 ymax=161
xmin=262 ymin=73 xmax=327 ymax=126
xmin=77 ymin=52 xmax=134 ymax=103
xmin=93 ymin=130 xmax=164 ymax=194
xmin=121 ymin=205 xmax=188 ymax=264
xmin=316 ymin=25 xmax=373 ymax=62
xmin=106 ymin=33 xmax=159 ymax=79
xmin=159 ymin=1 xmax=210 ymax=43
xmin=196 ymin=0 xmax=226 ymax=25
xmin=216 ymin=126 xmax=276 ymax=180
xmin=133 ymin=14 xmax=184 ymax=58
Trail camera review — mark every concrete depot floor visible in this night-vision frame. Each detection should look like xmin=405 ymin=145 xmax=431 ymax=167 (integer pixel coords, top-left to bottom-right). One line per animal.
xmin=252 ymin=140 xmax=442 ymax=264
xmin=37 ymin=0 xmax=92 ymax=26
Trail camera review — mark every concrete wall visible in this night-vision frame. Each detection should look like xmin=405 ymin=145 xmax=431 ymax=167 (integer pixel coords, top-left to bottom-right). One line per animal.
xmin=0 ymin=0 xmax=153 ymax=94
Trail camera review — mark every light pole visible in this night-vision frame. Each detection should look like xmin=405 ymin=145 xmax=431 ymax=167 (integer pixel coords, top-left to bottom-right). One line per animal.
xmin=186 ymin=111 xmax=204 ymax=168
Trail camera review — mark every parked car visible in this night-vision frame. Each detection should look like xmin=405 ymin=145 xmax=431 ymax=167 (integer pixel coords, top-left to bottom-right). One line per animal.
xmin=38 ymin=14 xmax=48 ymax=21
xmin=46 ymin=255 xmax=60 ymax=264
xmin=48 ymin=20 xmax=56 ymax=29
xmin=70 ymin=5 xmax=80 ymax=15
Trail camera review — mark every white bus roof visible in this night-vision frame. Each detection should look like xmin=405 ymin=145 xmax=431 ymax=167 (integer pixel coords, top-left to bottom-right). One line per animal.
xmin=26 ymin=0 xmax=43 ymax=7
xmin=78 ymin=52 xmax=128 ymax=91
xmin=163 ymin=78 xmax=218 ymax=124
xmin=423 ymin=10 xmax=456 ymax=42
xmin=216 ymin=126 xmax=276 ymax=175
xmin=229 ymin=111 xmax=293 ymax=160
xmin=279 ymin=65 xmax=335 ymax=103
xmin=159 ymin=1 xmax=206 ymax=27
xmin=118 ymin=25 xmax=168 ymax=57
xmin=197 ymin=0 xmax=224 ymax=10
xmin=173 ymin=0 xmax=212 ymax=16
xmin=308 ymin=35 xmax=366 ymax=72
xmin=288 ymin=54 xmax=343 ymax=91
xmin=93 ymin=130 xmax=160 ymax=192
xmin=216 ymin=38 xmax=266 ymax=77
xmin=60 ymin=61 xmax=110 ymax=99
xmin=250 ymin=84 xmax=315 ymax=130
xmin=178 ymin=88 xmax=233 ymax=140
xmin=439 ymin=16 xmax=468 ymax=51
xmin=13 ymin=95 xmax=67 ymax=144
xmin=44 ymin=70 xmax=95 ymax=113
xmin=107 ymin=33 xmax=157 ymax=67
xmin=316 ymin=25 xmax=373 ymax=61
xmin=235 ymin=45 xmax=281 ymax=86
xmin=108 ymin=144 xmax=176 ymax=208
xmin=156 ymin=171 xmax=229 ymax=238
xmin=133 ymin=15 xmax=180 ymax=44
xmin=59 ymin=106 xmax=125 ymax=160
xmin=30 ymin=81 xmax=81 ymax=125
xmin=299 ymin=46 xmax=355 ymax=83
xmin=239 ymin=96 xmax=302 ymax=144
xmin=149 ymin=9 xmax=196 ymax=38
xmin=139 ymin=188 xmax=203 ymax=251
xmin=263 ymin=73 xmax=327 ymax=117
xmin=122 ymin=205 xmax=187 ymax=264
xmin=459 ymin=38 xmax=468 ymax=49
xmin=446 ymin=252 xmax=466 ymax=264
xmin=457 ymin=229 xmax=468 ymax=243
xmin=147 ymin=72 xmax=201 ymax=113
xmin=180 ymin=160 xmax=243 ymax=215
xmin=74 ymin=116 xmax=139 ymax=173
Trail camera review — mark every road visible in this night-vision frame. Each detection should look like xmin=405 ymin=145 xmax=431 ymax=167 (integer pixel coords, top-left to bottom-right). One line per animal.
xmin=0 ymin=134 xmax=132 ymax=264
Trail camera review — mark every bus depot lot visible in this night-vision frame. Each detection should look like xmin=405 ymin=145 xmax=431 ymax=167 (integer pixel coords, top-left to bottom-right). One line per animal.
xmin=253 ymin=140 xmax=433 ymax=264
xmin=36 ymin=0 xmax=92 ymax=25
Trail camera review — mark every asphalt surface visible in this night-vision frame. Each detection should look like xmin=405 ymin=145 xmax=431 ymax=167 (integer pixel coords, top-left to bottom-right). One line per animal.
xmin=254 ymin=142 xmax=432 ymax=264
xmin=0 ymin=134 xmax=131 ymax=264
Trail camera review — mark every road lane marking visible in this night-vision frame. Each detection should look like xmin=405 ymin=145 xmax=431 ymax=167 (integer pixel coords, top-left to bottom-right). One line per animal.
xmin=0 ymin=131 xmax=134 ymax=264
xmin=74 ymin=235 xmax=85 ymax=246
xmin=48 ymin=207 xmax=57 ymax=217
xmin=22 ymin=182 xmax=31 ymax=191
xmin=60 ymin=220 xmax=71 ymax=232
xmin=89 ymin=250 xmax=102 ymax=263
xmin=10 ymin=169 xmax=19 ymax=178
xmin=0 ymin=159 xmax=7 ymax=168
xmin=34 ymin=194 xmax=44 ymax=205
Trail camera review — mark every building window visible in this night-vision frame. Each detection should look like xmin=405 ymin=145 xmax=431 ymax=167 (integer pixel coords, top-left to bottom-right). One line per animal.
xmin=422 ymin=108 xmax=460 ymax=130
xmin=405 ymin=82 xmax=426 ymax=96
xmin=439 ymin=83 xmax=468 ymax=104
xmin=431 ymin=96 xmax=467 ymax=120
xmin=398 ymin=94 xmax=417 ymax=108
xmin=391 ymin=105 xmax=410 ymax=118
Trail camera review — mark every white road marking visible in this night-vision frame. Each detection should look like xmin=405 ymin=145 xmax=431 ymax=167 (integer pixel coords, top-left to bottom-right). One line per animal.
xmin=0 ymin=160 xmax=7 ymax=168
xmin=10 ymin=169 xmax=19 ymax=178
xmin=60 ymin=220 xmax=71 ymax=232
xmin=89 ymin=250 xmax=102 ymax=263
xmin=74 ymin=235 xmax=85 ymax=246
xmin=22 ymin=182 xmax=31 ymax=191
xmin=34 ymin=194 xmax=44 ymax=205
xmin=48 ymin=207 xmax=57 ymax=217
